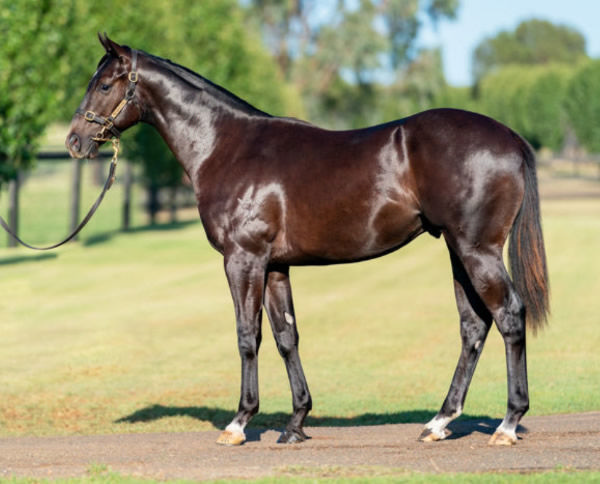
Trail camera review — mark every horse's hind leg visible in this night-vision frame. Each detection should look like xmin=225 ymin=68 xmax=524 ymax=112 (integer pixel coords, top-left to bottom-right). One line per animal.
xmin=482 ymin=264 xmax=529 ymax=446
xmin=264 ymin=265 xmax=312 ymax=444
xmin=420 ymin=245 xmax=493 ymax=442
xmin=434 ymin=240 xmax=528 ymax=445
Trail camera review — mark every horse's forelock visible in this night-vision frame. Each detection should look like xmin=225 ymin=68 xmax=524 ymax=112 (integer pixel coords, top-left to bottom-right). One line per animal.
xmin=96 ymin=53 xmax=110 ymax=70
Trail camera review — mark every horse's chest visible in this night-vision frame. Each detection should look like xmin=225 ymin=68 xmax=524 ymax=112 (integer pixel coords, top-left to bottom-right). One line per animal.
xmin=200 ymin=185 xmax=285 ymax=255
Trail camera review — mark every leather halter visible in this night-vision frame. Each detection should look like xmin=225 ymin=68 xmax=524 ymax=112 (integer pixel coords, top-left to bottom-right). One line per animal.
xmin=75 ymin=49 xmax=139 ymax=141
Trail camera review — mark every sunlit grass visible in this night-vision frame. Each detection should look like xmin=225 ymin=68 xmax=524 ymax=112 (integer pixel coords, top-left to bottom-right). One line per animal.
xmin=0 ymin=162 xmax=599 ymax=437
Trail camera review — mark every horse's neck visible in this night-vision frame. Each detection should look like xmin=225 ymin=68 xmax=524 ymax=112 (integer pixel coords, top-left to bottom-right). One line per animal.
xmin=141 ymin=62 xmax=268 ymax=179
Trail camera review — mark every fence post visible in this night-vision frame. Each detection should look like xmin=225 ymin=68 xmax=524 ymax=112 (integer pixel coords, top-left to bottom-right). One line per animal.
xmin=70 ymin=158 xmax=82 ymax=238
xmin=169 ymin=186 xmax=177 ymax=224
xmin=122 ymin=161 xmax=133 ymax=231
xmin=7 ymin=172 xmax=20 ymax=248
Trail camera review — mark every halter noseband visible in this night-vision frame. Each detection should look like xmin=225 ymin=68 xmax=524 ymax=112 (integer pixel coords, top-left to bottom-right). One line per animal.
xmin=76 ymin=49 xmax=139 ymax=142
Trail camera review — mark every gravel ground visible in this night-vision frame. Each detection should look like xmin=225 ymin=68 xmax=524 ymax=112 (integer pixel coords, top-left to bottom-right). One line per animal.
xmin=1 ymin=412 xmax=599 ymax=481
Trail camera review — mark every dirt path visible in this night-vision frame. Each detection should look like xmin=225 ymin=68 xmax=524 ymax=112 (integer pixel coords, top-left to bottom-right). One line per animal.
xmin=1 ymin=412 xmax=599 ymax=480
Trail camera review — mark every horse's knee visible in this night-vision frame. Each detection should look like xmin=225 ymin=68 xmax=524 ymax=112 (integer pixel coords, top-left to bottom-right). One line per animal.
xmin=275 ymin=329 xmax=297 ymax=359
xmin=237 ymin=331 xmax=262 ymax=359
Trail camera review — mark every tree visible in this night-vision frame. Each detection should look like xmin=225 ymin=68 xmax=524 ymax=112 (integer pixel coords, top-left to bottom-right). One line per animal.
xmin=476 ymin=64 xmax=575 ymax=151
xmin=522 ymin=65 xmax=575 ymax=151
xmin=472 ymin=19 xmax=587 ymax=83
xmin=564 ymin=60 xmax=600 ymax=153
xmin=247 ymin=0 xmax=459 ymax=127
xmin=0 ymin=0 xmax=74 ymax=187
xmin=385 ymin=48 xmax=447 ymax=118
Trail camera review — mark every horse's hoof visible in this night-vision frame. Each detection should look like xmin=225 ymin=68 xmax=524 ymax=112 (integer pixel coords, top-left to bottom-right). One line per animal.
xmin=419 ymin=427 xmax=451 ymax=442
xmin=216 ymin=430 xmax=246 ymax=446
xmin=277 ymin=428 xmax=309 ymax=444
xmin=488 ymin=431 xmax=517 ymax=446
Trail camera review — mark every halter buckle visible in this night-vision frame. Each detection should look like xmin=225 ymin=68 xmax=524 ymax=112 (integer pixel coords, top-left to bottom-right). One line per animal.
xmin=84 ymin=111 xmax=96 ymax=122
xmin=128 ymin=72 xmax=138 ymax=83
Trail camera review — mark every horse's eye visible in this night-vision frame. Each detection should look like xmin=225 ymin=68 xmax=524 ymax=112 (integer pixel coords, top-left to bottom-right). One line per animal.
xmin=100 ymin=83 xmax=111 ymax=92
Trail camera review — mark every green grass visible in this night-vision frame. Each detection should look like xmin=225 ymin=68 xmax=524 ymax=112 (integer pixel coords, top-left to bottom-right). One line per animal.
xmin=4 ymin=469 xmax=600 ymax=483
xmin=0 ymin=158 xmax=146 ymax=249
xmin=0 ymin=160 xmax=599 ymax=439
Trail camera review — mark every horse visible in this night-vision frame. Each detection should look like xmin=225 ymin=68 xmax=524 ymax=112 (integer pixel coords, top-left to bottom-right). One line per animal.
xmin=66 ymin=34 xmax=549 ymax=447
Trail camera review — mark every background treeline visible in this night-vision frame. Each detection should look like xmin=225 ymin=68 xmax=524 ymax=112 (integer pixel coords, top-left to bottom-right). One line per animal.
xmin=2 ymin=0 xmax=599 ymax=200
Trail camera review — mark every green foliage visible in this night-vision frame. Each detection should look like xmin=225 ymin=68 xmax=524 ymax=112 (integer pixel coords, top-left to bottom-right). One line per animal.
xmin=1 ymin=0 xmax=304 ymax=217
xmin=430 ymin=86 xmax=476 ymax=112
xmin=65 ymin=0 xmax=298 ymax=118
xmin=384 ymin=48 xmax=448 ymax=119
xmin=0 ymin=0 xmax=74 ymax=186
xmin=473 ymin=18 xmax=587 ymax=82
xmin=127 ymin=125 xmax=181 ymax=190
xmin=247 ymin=0 xmax=458 ymax=127
xmin=476 ymin=64 xmax=575 ymax=150
xmin=564 ymin=59 xmax=600 ymax=153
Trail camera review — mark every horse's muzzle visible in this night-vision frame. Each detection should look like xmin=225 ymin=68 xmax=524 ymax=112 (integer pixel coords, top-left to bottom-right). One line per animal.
xmin=66 ymin=132 xmax=98 ymax=159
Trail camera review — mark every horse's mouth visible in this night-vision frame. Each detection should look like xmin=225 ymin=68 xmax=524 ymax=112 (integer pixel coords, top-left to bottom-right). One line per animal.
xmin=84 ymin=140 xmax=100 ymax=159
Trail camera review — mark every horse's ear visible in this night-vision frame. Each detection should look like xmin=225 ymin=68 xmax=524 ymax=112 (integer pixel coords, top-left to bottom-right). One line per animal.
xmin=98 ymin=32 xmax=125 ymax=58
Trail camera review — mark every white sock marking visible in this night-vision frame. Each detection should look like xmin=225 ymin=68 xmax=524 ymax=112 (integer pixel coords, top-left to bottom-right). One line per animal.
xmin=225 ymin=421 xmax=245 ymax=436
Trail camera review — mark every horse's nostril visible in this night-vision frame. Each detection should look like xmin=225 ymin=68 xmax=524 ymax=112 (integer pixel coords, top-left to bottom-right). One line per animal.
xmin=68 ymin=134 xmax=81 ymax=151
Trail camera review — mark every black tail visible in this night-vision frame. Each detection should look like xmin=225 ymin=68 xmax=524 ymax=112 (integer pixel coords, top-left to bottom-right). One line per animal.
xmin=509 ymin=135 xmax=550 ymax=331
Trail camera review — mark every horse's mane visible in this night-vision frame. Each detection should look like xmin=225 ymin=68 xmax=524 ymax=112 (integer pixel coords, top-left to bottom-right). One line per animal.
xmin=143 ymin=51 xmax=270 ymax=117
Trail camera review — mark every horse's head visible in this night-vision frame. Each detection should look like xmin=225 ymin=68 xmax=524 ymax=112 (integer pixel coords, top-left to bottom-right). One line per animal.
xmin=66 ymin=33 xmax=141 ymax=158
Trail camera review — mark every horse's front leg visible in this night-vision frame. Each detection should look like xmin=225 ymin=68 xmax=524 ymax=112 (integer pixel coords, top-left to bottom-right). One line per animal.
xmin=216 ymin=248 xmax=267 ymax=446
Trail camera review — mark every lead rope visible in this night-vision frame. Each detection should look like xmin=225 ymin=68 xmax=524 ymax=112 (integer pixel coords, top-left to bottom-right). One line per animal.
xmin=96 ymin=137 xmax=120 ymax=189
xmin=0 ymin=139 xmax=120 ymax=251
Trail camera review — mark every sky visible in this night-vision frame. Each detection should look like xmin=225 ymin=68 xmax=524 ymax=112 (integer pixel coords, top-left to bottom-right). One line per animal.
xmin=418 ymin=0 xmax=600 ymax=86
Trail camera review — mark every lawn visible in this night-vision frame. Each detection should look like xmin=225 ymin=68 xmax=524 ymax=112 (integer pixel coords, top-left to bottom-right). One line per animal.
xmin=4 ymin=469 xmax=600 ymax=484
xmin=1 ymin=158 xmax=599 ymax=439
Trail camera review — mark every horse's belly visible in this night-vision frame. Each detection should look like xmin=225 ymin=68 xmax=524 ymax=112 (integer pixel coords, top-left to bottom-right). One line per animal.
xmin=276 ymin=198 xmax=423 ymax=264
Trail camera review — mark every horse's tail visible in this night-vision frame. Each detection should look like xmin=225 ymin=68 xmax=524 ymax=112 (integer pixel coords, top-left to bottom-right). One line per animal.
xmin=509 ymin=134 xmax=550 ymax=331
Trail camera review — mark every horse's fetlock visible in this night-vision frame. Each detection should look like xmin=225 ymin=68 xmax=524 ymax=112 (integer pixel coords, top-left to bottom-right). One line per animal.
xmin=509 ymin=398 xmax=529 ymax=416
xmin=241 ymin=396 xmax=259 ymax=415
xmin=294 ymin=391 xmax=312 ymax=411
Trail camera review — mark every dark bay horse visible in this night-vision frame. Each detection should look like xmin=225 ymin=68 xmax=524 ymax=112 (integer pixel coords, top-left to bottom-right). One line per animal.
xmin=66 ymin=34 xmax=549 ymax=447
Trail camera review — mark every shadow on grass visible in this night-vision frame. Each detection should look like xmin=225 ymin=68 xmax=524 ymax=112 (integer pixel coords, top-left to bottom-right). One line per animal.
xmin=0 ymin=252 xmax=58 ymax=266
xmin=82 ymin=219 xmax=199 ymax=247
xmin=115 ymin=404 xmax=526 ymax=440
